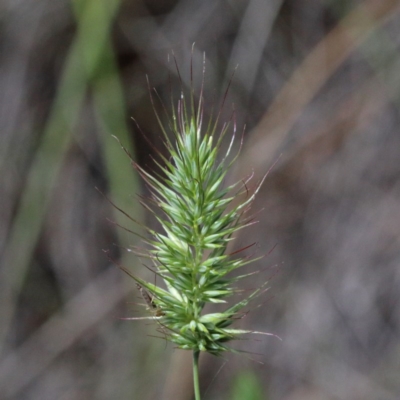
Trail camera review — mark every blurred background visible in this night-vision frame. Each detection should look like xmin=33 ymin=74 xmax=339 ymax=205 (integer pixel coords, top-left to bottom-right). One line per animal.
xmin=1 ymin=0 xmax=400 ymax=399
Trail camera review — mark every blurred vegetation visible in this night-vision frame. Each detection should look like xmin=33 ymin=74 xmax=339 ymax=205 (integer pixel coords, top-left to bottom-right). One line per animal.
xmin=1 ymin=1 xmax=400 ymax=399
xmin=231 ymin=371 xmax=263 ymax=400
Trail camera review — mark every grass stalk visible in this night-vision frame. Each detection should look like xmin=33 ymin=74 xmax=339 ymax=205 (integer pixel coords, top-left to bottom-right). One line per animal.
xmin=193 ymin=350 xmax=201 ymax=400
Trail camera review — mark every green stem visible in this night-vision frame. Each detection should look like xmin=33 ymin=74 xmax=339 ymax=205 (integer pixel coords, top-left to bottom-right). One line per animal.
xmin=193 ymin=350 xmax=201 ymax=400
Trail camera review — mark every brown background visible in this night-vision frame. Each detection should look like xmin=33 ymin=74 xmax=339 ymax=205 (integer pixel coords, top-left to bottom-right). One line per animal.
xmin=1 ymin=1 xmax=400 ymax=399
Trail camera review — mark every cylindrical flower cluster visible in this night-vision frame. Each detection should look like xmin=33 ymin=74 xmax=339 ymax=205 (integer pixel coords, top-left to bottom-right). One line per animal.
xmin=118 ymin=61 xmax=275 ymax=357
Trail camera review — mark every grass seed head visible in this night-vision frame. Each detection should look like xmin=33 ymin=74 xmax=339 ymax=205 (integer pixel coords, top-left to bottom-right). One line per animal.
xmin=119 ymin=54 xmax=276 ymax=356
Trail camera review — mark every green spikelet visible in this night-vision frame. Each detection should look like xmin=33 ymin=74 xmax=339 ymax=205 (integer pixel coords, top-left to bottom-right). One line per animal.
xmin=116 ymin=54 xmax=278 ymax=358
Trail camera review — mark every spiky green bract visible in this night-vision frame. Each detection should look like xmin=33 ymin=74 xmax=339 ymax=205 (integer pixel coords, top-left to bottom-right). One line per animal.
xmin=129 ymin=73 xmax=270 ymax=357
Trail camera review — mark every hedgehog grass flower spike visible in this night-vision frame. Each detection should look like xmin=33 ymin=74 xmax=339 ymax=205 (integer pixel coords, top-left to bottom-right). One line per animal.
xmin=116 ymin=53 xmax=278 ymax=400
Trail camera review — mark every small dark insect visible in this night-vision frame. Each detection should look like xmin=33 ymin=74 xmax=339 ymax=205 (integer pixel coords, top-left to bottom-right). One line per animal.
xmin=136 ymin=283 xmax=164 ymax=317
